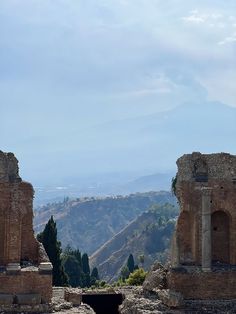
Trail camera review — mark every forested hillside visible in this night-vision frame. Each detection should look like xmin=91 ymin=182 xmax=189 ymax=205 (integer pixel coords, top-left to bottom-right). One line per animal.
xmin=34 ymin=191 xmax=176 ymax=254
xmin=90 ymin=203 xmax=178 ymax=282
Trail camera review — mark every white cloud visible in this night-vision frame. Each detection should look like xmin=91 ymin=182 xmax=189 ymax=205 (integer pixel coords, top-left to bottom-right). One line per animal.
xmin=182 ymin=10 xmax=228 ymax=28
xmin=218 ymin=32 xmax=236 ymax=45
xmin=200 ymin=69 xmax=236 ymax=107
xmin=1 ymin=0 xmax=236 ymax=112
xmin=182 ymin=10 xmax=207 ymax=24
xmin=132 ymin=75 xmax=176 ymax=96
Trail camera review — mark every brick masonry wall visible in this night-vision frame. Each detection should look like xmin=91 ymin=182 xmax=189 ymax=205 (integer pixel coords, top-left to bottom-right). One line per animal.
xmin=0 ymin=152 xmax=52 ymax=305
xmin=174 ymin=153 xmax=236 ymax=265
xmin=175 ymin=180 xmax=236 ymax=265
xmin=19 ymin=181 xmax=39 ymax=264
xmin=0 ymin=271 xmax=52 ymax=303
xmin=0 ymin=182 xmax=40 ymax=264
xmin=168 ymin=270 xmax=236 ymax=299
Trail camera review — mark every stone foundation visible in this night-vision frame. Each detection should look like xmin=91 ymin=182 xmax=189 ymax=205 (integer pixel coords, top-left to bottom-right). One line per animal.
xmin=168 ymin=269 xmax=236 ymax=299
xmin=0 ymin=268 xmax=52 ymax=303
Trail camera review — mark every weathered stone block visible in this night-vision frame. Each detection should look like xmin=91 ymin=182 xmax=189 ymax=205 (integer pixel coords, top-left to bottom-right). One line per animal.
xmin=0 ymin=294 xmax=14 ymax=305
xmin=157 ymin=289 xmax=183 ymax=308
xmin=39 ymin=262 xmax=53 ymax=275
xmin=65 ymin=288 xmax=82 ymax=305
xmin=16 ymin=293 xmax=41 ymax=305
xmin=6 ymin=263 xmax=21 ymax=275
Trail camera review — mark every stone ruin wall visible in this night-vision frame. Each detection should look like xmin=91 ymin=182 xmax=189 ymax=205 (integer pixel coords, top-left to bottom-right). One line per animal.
xmin=168 ymin=271 xmax=236 ymax=300
xmin=174 ymin=152 xmax=236 ymax=266
xmin=0 ymin=151 xmax=44 ymax=265
xmin=176 ymin=152 xmax=236 ymax=182
xmin=0 ymin=151 xmax=52 ymax=306
xmin=168 ymin=152 xmax=236 ymax=299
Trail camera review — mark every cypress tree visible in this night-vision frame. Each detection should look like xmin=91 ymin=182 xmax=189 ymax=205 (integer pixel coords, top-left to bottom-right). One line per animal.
xmin=63 ymin=246 xmax=82 ymax=267
xmin=82 ymin=253 xmax=90 ymax=274
xmin=81 ymin=253 xmax=90 ymax=287
xmin=72 ymin=249 xmax=82 ymax=268
xmin=63 ymin=255 xmax=82 ymax=287
xmin=38 ymin=216 xmax=68 ymax=286
xmin=91 ymin=267 xmax=99 ymax=280
xmin=90 ymin=267 xmax=99 ymax=285
xmin=127 ymin=254 xmax=135 ymax=273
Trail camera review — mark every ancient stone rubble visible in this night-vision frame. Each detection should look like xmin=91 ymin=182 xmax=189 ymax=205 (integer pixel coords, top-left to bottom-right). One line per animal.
xmin=119 ymin=286 xmax=236 ymax=314
xmin=142 ymin=262 xmax=167 ymax=292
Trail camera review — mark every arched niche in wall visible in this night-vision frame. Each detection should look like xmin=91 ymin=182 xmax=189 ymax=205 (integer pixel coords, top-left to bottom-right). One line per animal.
xmin=211 ymin=210 xmax=230 ymax=264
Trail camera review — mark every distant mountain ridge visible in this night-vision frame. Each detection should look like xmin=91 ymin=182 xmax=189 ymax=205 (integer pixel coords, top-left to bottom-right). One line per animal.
xmin=92 ymin=101 xmax=236 ymax=172
xmin=24 ymin=101 xmax=236 ymax=186
xmin=122 ymin=173 xmax=173 ymax=193
xmin=90 ymin=203 xmax=178 ymax=282
xmin=33 ymin=172 xmax=174 ymax=206
xmin=34 ymin=191 xmax=176 ymax=255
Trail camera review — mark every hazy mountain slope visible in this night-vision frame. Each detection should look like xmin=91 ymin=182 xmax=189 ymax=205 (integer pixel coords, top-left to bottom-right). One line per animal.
xmin=33 ymin=172 xmax=174 ymax=206
xmin=34 ymin=191 xmax=176 ymax=254
xmin=121 ymin=173 xmax=174 ymax=193
xmin=93 ymin=101 xmax=236 ymax=173
xmin=90 ymin=204 xmax=178 ymax=282
xmin=23 ymin=101 xmax=236 ymax=186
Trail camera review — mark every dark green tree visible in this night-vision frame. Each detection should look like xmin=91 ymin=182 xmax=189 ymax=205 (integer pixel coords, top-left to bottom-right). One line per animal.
xmin=120 ymin=265 xmax=130 ymax=281
xmin=64 ymin=246 xmax=82 ymax=268
xmin=90 ymin=267 xmax=99 ymax=285
xmin=64 ymin=245 xmax=73 ymax=255
xmin=37 ymin=216 xmax=68 ymax=286
xmin=72 ymin=249 xmax=82 ymax=268
xmin=91 ymin=267 xmax=99 ymax=280
xmin=171 ymin=175 xmax=177 ymax=196
xmin=82 ymin=253 xmax=90 ymax=274
xmin=127 ymin=254 xmax=135 ymax=273
xmin=63 ymin=255 xmax=82 ymax=287
xmin=82 ymin=253 xmax=90 ymax=287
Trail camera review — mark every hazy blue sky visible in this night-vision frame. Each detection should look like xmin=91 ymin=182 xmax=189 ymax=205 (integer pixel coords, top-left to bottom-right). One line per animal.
xmin=1 ymin=0 xmax=236 ymax=184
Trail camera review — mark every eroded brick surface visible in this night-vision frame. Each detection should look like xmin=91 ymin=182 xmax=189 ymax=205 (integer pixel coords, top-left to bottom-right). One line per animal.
xmin=168 ymin=270 xmax=236 ymax=299
xmin=169 ymin=152 xmax=236 ymax=299
xmin=0 ymin=151 xmax=52 ymax=305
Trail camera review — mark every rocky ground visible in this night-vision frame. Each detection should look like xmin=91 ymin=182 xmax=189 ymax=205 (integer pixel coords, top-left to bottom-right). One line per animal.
xmin=51 ymin=285 xmax=236 ymax=314
xmin=53 ymin=305 xmax=95 ymax=314
xmin=118 ymin=262 xmax=236 ymax=314
xmin=118 ymin=286 xmax=171 ymax=314
xmin=52 ymin=287 xmax=95 ymax=314
xmin=118 ymin=286 xmax=236 ymax=314
xmin=51 ymin=262 xmax=236 ymax=314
